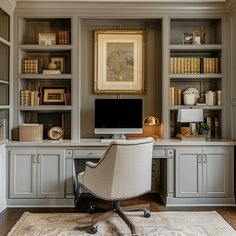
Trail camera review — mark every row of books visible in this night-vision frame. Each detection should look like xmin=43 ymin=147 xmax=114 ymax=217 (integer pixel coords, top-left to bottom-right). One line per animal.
xmin=205 ymin=116 xmax=220 ymax=139
xmin=22 ymin=59 xmax=39 ymax=74
xmin=169 ymin=87 xmax=182 ymax=106
xmin=57 ymin=31 xmax=70 ymax=45
xmin=20 ymin=90 xmax=40 ymax=106
xmin=170 ymin=57 xmax=220 ymax=74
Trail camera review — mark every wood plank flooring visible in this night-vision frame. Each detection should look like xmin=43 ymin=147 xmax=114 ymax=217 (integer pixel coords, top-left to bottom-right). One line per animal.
xmin=0 ymin=193 xmax=236 ymax=236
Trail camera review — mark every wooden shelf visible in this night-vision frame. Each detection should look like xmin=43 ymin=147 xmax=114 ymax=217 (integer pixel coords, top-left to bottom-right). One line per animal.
xmin=18 ymin=74 xmax=73 ymax=80
xmin=19 ymin=44 xmax=72 ymax=51
xmin=0 ymin=105 xmax=10 ymax=109
xmin=0 ymin=36 xmax=10 ymax=46
xmin=169 ymin=44 xmax=223 ymax=51
xmin=169 ymin=74 xmax=223 ymax=79
xmin=0 ymin=80 xmax=9 ymax=84
xmin=169 ymin=105 xmax=223 ymax=110
xmin=18 ymin=105 xmax=72 ymax=111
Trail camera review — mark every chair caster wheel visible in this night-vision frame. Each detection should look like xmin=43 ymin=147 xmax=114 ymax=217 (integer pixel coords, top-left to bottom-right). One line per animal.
xmin=89 ymin=226 xmax=97 ymax=234
xmin=86 ymin=205 xmax=95 ymax=214
xmin=144 ymin=210 xmax=151 ymax=218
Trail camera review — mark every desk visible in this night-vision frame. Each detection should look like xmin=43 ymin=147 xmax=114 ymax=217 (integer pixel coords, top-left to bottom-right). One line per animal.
xmin=5 ymin=139 xmax=236 ymax=207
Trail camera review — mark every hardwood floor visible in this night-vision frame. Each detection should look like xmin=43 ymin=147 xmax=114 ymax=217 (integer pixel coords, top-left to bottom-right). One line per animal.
xmin=0 ymin=193 xmax=236 ymax=236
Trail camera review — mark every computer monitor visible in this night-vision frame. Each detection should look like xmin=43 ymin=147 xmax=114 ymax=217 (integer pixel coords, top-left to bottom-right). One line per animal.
xmin=95 ymin=99 xmax=143 ymax=138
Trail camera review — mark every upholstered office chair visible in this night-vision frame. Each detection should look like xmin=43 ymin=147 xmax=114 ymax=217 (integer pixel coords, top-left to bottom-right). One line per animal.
xmin=77 ymin=137 xmax=154 ymax=236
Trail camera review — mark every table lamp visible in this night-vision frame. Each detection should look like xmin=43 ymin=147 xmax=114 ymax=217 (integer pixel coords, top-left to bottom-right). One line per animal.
xmin=143 ymin=115 xmax=159 ymax=126
xmin=177 ymin=109 xmax=203 ymax=136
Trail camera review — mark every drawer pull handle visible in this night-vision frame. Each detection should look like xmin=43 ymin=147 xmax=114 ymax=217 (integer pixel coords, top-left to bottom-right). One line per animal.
xmin=32 ymin=154 xmax=37 ymax=164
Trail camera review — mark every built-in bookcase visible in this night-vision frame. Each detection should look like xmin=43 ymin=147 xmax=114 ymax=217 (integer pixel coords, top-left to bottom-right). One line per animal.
xmin=0 ymin=8 xmax=10 ymax=140
xmin=168 ymin=18 xmax=223 ymax=138
xmin=17 ymin=17 xmax=73 ymax=139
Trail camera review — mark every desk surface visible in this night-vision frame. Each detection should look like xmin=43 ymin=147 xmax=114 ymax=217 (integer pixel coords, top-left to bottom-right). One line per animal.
xmin=5 ymin=138 xmax=236 ymax=147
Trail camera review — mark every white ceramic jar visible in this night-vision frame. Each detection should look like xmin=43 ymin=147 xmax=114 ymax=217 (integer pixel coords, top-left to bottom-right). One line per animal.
xmin=183 ymin=93 xmax=196 ymax=105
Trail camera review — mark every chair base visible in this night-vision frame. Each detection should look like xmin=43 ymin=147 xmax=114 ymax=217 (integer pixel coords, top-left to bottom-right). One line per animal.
xmin=87 ymin=200 xmax=150 ymax=235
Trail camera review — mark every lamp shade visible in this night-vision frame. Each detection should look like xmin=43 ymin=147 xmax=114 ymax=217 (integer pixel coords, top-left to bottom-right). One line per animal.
xmin=177 ymin=109 xmax=203 ymax=123
xmin=143 ymin=115 xmax=159 ymax=125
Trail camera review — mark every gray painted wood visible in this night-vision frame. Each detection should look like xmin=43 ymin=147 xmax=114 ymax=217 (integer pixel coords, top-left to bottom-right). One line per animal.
xmin=203 ymin=147 xmax=229 ymax=197
xmin=65 ymin=158 xmax=74 ymax=197
xmin=37 ymin=149 xmax=65 ymax=198
xmin=9 ymin=149 xmax=37 ymax=198
xmin=0 ymin=145 xmax=6 ymax=212
xmin=176 ymin=147 xmax=203 ymax=197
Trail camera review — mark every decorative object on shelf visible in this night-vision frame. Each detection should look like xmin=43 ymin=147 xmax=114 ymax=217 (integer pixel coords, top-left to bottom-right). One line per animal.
xmin=193 ymin=30 xmax=206 ymax=45
xmin=216 ymin=90 xmax=222 ymax=105
xmin=197 ymin=122 xmax=209 ymax=135
xmin=182 ymin=32 xmax=193 ymax=44
xmin=205 ymin=90 xmax=216 ymax=106
xmin=43 ymin=88 xmax=65 ymax=104
xmin=94 ymin=30 xmax=145 ymax=94
xmin=48 ymin=126 xmax=64 ymax=140
xmin=22 ymin=59 xmax=39 ymax=74
xmin=50 ymin=57 xmax=64 ymax=73
xmin=38 ymin=32 xmax=56 ymax=45
xmin=57 ymin=31 xmax=70 ymax=45
xmin=127 ymin=115 xmax=160 ymax=140
xmin=183 ymin=88 xmax=199 ymax=105
xmin=47 ymin=62 xmax=57 ymax=70
xmin=0 ymin=118 xmax=6 ymax=140
xmin=177 ymin=109 xmax=204 ymax=140
xmin=19 ymin=124 xmax=43 ymax=142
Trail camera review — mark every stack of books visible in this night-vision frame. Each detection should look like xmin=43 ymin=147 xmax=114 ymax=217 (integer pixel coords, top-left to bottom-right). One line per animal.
xmin=20 ymin=90 xmax=40 ymax=106
xmin=205 ymin=116 xmax=220 ymax=139
xmin=22 ymin=59 xmax=39 ymax=74
xmin=169 ymin=87 xmax=182 ymax=106
xmin=57 ymin=31 xmax=70 ymax=45
xmin=170 ymin=57 xmax=220 ymax=74
xmin=64 ymin=92 xmax=71 ymax=105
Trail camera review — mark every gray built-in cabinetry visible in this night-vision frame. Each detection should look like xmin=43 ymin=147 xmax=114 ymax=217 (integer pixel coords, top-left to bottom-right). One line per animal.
xmin=9 ymin=148 xmax=65 ymax=199
xmin=16 ymin=18 xmax=72 ymax=139
xmin=169 ymin=19 xmax=223 ymax=138
xmin=0 ymin=8 xmax=11 ymax=140
xmin=176 ymin=147 xmax=230 ymax=198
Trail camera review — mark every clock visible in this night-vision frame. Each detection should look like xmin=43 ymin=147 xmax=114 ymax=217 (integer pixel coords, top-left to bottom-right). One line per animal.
xmin=48 ymin=126 xmax=64 ymax=140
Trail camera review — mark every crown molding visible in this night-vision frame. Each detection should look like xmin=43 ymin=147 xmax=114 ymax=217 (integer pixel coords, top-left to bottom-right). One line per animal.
xmin=226 ymin=0 xmax=236 ymax=12
xmin=0 ymin=0 xmax=16 ymax=12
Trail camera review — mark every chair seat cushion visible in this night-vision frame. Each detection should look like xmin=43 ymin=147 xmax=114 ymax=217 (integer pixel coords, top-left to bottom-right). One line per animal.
xmin=77 ymin=171 xmax=84 ymax=184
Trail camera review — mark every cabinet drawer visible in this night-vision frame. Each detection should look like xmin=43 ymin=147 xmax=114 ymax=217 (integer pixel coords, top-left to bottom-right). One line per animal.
xmin=75 ymin=149 xmax=106 ymax=158
xmin=153 ymin=149 xmax=166 ymax=157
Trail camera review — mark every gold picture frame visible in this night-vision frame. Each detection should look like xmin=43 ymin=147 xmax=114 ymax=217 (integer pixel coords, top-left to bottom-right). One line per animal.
xmin=39 ymin=32 xmax=56 ymax=46
xmin=43 ymin=88 xmax=65 ymax=104
xmin=50 ymin=57 xmax=65 ymax=73
xmin=94 ymin=30 xmax=145 ymax=94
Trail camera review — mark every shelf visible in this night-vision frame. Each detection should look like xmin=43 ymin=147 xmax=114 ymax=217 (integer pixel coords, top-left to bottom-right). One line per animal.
xmin=169 ymin=44 xmax=223 ymax=51
xmin=18 ymin=74 xmax=73 ymax=80
xmin=169 ymin=74 xmax=222 ymax=79
xmin=18 ymin=105 xmax=72 ymax=111
xmin=169 ymin=105 xmax=223 ymax=110
xmin=0 ymin=105 xmax=10 ymax=109
xmin=0 ymin=36 xmax=10 ymax=46
xmin=19 ymin=44 xmax=72 ymax=51
xmin=0 ymin=80 xmax=9 ymax=84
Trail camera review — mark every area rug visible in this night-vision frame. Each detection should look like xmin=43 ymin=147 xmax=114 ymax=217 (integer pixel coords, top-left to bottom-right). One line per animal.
xmin=8 ymin=211 xmax=236 ymax=236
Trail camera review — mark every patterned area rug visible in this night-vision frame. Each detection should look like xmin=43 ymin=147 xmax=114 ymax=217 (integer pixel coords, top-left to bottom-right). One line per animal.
xmin=8 ymin=211 xmax=236 ymax=236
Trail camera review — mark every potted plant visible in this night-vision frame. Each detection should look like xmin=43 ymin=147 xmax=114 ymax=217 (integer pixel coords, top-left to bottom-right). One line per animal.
xmin=197 ymin=123 xmax=209 ymax=135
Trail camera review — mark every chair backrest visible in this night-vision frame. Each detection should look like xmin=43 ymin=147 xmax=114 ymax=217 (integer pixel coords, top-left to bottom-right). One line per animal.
xmin=93 ymin=137 xmax=154 ymax=200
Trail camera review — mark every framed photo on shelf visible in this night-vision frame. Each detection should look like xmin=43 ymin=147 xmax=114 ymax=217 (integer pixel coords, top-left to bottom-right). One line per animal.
xmin=182 ymin=32 xmax=193 ymax=44
xmin=50 ymin=57 xmax=64 ymax=73
xmin=38 ymin=33 xmax=56 ymax=46
xmin=43 ymin=88 xmax=65 ymax=104
xmin=193 ymin=31 xmax=206 ymax=45
xmin=94 ymin=30 xmax=145 ymax=94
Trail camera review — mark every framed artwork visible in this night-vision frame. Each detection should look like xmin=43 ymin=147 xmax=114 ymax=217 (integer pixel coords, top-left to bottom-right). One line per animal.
xmin=43 ymin=88 xmax=65 ymax=104
xmin=182 ymin=32 xmax=193 ymax=44
xmin=38 ymin=32 xmax=56 ymax=46
xmin=50 ymin=57 xmax=64 ymax=73
xmin=94 ymin=30 xmax=145 ymax=94
xmin=193 ymin=31 xmax=206 ymax=45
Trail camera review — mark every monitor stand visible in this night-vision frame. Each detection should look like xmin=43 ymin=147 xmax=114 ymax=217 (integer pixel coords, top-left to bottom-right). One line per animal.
xmin=100 ymin=134 xmax=126 ymax=143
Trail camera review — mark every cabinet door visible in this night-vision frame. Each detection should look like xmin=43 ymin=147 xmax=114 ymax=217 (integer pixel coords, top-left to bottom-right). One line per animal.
xmin=176 ymin=148 xmax=203 ymax=197
xmin=203 ymin=147 xmax=229 ymax=197
xmin=37 ymin=149 xmax=65 ymax=198
xmin=9 ymin=149 xmax=37 ymax=198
